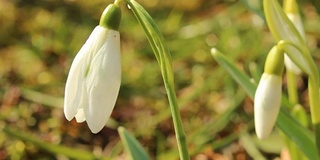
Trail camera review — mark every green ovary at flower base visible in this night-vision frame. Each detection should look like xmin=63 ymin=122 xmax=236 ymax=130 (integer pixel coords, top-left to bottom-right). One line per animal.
xmin=64 ymin=3 xmax=122 ymax=134
xmin=254 ymin=46 xmax=284 ymax=139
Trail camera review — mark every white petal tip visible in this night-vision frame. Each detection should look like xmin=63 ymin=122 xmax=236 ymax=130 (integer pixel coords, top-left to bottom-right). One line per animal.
xmin=75 ymin=109 xmax=86 ymax=123
xmin=255 ymin=117 xmax=274 ymax=140
xmin=88 ymin=124 xmax=104 ymax=134
xmin=255 ymin=128 xmax=272 ymax=140
xmin=64 ymin=113 xmax=75 ymax=121
xmin=254 ymin=74 xmax=281 ymax=140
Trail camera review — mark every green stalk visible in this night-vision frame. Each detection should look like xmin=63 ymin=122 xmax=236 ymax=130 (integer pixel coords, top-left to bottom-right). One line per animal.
xmin=285 ymin=71 xmax=309 ymax=160
xmin=309 ymin=75 xmax=320 ymax=154
xmin=123 ymin=0 xmax=190 ymax=159
xmin=302 ymin=44 xmax=320 ymax=154
xmin=286 ymin=71 xmax=298 ymax=105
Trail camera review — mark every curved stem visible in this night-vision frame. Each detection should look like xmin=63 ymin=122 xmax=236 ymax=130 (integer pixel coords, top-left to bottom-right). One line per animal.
xmin=124 ymin=0 xmax=190 ymax=159
xmin=277 ymin=40 xmax=310 ymax=74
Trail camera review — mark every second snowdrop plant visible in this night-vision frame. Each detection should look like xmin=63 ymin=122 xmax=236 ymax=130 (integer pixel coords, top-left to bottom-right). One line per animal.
xmin=64 ymin=3 xmax=122 ymax=133
xmin=264 ymin=0 xmax=320 ymax=153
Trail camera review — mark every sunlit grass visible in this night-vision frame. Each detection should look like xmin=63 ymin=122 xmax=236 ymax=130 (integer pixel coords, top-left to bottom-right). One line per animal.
xmin=1 ymin=0 xmax=320 ymax=159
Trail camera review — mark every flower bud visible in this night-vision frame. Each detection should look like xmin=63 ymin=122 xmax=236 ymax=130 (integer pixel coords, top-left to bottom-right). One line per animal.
xmin=254 ymin=46 xmax=284 ymax=139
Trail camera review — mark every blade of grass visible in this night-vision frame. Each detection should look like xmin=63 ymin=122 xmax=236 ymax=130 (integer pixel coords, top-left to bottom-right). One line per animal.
xmin=21 ymin=88 xmax=63 ymax=108
xmin=211 ymin=48 xmax=256 ymax=98
xmin=3 ymin=126 xmax=105 ymax=160
xmin=189 ymin=90 xmax=246 ymax=153
xmin=277 ymin=109 xmax=317 ymax=159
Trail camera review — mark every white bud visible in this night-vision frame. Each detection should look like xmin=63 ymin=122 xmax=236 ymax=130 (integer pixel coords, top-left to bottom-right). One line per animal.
xmin=254 ymin=73 xmax=282 ymax=139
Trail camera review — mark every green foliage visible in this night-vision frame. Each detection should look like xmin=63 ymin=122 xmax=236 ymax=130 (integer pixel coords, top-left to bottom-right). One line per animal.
xmin=1 ymin=0 xmax=320 ymax=159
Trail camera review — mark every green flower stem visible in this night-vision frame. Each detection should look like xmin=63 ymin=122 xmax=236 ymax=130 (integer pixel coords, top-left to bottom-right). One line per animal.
xmin=309 ymin=75 xmax=320 ymax=154
xmin=286 ymin=71 xmax=307 ymax=160
xmin=300 ymin=48 xmax=320 ymax=154
xmin=114 ymin=0 xmax=121 ymax=5
xmin=286 ymin=71 xmax=298 ymax=105
xmin=123 ymin=0 xmax=190 ymax=159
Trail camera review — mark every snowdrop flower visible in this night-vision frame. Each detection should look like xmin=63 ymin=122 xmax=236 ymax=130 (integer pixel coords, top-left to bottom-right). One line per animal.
xmin=254 ymin=46 xmax=284 ymax=139
xmin=264 ymin=0 xmax=311 ymax=75
xmin=283 ymin=0 xmax=306 ymax=75
xmin=64 ymin=4 xmax=122 ymax=133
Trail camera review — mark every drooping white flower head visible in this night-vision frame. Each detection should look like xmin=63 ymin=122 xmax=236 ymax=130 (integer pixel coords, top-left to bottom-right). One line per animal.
xmin=254 ymin=73 xmax=282 ymax=139
xmin=264 ymin=0 xmax=311 ymax=75
xmin=64 ymin=4 xmax=122 ymax=133
xmin=254 ymin=46 xmax=284 ymax=139
xmin=283 ymin=0 xmax=306 ymax=75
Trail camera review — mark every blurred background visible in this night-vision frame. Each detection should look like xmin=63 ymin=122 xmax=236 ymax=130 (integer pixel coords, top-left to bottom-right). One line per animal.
xmin=0 ymin=0 xmax=320 ymax=159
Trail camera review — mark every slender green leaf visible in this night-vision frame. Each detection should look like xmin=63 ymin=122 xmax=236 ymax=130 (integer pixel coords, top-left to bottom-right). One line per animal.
xmin=118 ymin=127 xmax=151 ymax=160
xmin=210 ymin=48 xmax=318 ymax=160
xmin=277 ymin=110 xmax=318 ymax=160
xmin=211 ymin=48 xmax=255 ymax=98
xmin=240 ymin=133 xmax=266 ymax=160
xmin=21 ymin=88 xmax=64 ymax=108
xmin=3 ymin=127 xmax=104 ymax=160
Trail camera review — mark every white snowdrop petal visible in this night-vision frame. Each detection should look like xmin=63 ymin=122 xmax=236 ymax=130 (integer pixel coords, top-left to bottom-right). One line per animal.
xmin=64 ymin=27 xmax=98 ymax=120
xmin=82 ymin=26 xmax=109 ymax=70
xmin=85 ymin=30 xmax=121 ymax=133
xmin=64 ymin=45 xmax=87 ymax=121
xmin=75 ymin=108 xmax=86 ymax=123
xmin=64 ymin=26 xmax=109 ymax=121
xmin=254 ymin=74 xmax=282 ymax=139
xmin=287 ymin=13 xmax=305 ymax=40
xmin=64 ymin=60 xmax=82 ymax=120
xmin=284 ymin=54 xmax=302 ymax=74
